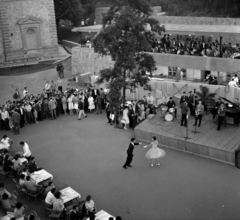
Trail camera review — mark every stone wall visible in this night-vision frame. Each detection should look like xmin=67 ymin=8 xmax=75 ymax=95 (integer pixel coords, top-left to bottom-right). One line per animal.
xmin=0 ymin=0 xmax=59 ymax=65
xmin=72 ymin=46 xmax=114 ymax=75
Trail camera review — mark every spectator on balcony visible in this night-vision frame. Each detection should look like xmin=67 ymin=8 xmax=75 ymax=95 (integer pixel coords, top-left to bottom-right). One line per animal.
xmin=228 ymin=78 xmax=238 ymax=87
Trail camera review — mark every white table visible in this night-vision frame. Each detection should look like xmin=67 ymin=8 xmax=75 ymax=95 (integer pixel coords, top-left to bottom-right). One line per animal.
xmin=0 ymin=143 xmax=9 ymax=150
xmin=60 ymin=187 xmax=81 ymax=204
xmin=94 ymin=210 xmax=115 ymax=220
xmin=30 ymin=169 xmax=53 ymax=184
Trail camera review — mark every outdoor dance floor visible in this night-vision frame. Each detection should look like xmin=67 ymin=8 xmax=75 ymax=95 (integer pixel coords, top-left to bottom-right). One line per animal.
xmin=135 ymin=112 xmax=240 ymax=164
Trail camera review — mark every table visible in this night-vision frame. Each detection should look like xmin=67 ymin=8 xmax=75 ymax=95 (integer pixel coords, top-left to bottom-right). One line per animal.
xmin=0 ymin=143 xmax=8 ymax=150
xmin=94 ymin=210 xmax=115 ymax=220
xmin=30 ymin=169 xmax=53 ymax=184
xmin=60 ymin=187 xmax=81 ymax=204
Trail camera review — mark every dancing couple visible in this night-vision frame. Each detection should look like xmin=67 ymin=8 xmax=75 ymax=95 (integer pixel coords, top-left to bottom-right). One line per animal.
xmin=123 ymin=136 xmax=166 ymax=168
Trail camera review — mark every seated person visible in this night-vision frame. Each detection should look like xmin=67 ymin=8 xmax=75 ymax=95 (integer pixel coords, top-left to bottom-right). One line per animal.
xmin=19 ymin=174 xmax=26 ymax=186
xmin=28 ymin=215 xmax=36 ymax=220
xmin=167 ymin=97 xmax=177 ymax=118
xmin=3 ymin=154 xmax=14 ymax=173
xmin=70 ymin=205 xmax=81 ymax=220
xmin=0 ymin=182 xmax=11 ymax=201
xmin=85 ymin=195 xmax=96 ymax=215
xmin=52 ymin=191 xmax=65 ymax=213
xmin=13 ymin=154 xmax=25 ymax=172
xmin=23 ymin=176 xmax=42 ymax=192
xmin=2 ymin=193 xmax=17 ymax=212
xmin=28 ymin=157 xmax=42 ymax=173
xmin=14 ymin=202 xmax=25 ymax=219
xmin=43 ymin=181 xmax=55 ymax=196
xmin=20 ymin=167 xmax=29 ymax=177
xmin=45 ymin=188 xmax=56 ymax=207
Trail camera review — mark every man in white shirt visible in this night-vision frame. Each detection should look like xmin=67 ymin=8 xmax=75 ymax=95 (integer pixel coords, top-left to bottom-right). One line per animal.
xmin=45 ymin=188 xmax=56 ymax=206
xmin=233 ymin=74 xmax=239 ymax=84
xmin=23 ymin=87 xmax=28 ymax=97
xmin=1 ymin=108 xmax=10 ymax=130
xmin=228 ymin=78 xmax=238 ymax=87
xmin=45 ymin=81 xmax=51 ymax=91
xmin=0 ymin=135 xmax=12 ymax=150
xmin=147 ymin=93 xmax=154 ymax=107
xmin=20 ymin=141 xmax=31 ymax=160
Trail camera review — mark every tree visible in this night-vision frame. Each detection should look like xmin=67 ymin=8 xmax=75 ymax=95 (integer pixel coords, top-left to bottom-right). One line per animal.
xmin=196 ymin=85 xmax=216 ymax=111
xmin=93 ymin=0 xmax=165 ymax=109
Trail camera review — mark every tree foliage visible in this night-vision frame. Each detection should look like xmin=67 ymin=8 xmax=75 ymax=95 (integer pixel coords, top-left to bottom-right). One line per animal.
xmin=93 ymin=0 xmax=164 ymax=108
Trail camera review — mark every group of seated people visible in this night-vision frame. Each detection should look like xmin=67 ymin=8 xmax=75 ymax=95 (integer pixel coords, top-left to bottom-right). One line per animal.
xmin=0 ymin=141 xmax=122 ymax=220
xmin=151 ymin=35 xmax=239 ymax=59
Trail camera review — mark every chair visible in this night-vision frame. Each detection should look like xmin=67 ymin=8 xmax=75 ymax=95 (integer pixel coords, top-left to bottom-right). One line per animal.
xmin=16 ymin=183 xmax=28 ymax=197
xmin=11 ymin=190 xmax=18 ymax=200
xmin=30 ymin=210 xmax=38 ymax=218
xmin=27 ymin=189 xmax=42 ymax=203
xmin=48 ymin=210 xmax=62 ymax=220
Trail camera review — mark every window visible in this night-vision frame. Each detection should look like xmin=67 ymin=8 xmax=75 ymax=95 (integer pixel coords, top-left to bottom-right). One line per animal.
xmin=168 ymin=67 xmax=177 ymax=78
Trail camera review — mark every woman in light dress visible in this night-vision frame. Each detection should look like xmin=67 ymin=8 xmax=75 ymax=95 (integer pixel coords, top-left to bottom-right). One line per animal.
xmin=122 ymin=106 xmax=130 ymax=130
xmin=88 ymin=95 xmax=95 ymax=113
xmin=138 ymin=103 xmax=145 ymax=122
xmin=67 ymin=94 xmax=74 ymax=115
xmin=144 ymin=136 xmax=166 ymax=167
xmin=61 ymin=95 xmax=67 ymax=115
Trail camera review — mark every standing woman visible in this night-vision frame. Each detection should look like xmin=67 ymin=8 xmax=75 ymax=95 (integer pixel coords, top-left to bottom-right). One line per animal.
xmin=144 ymin=136 xmax=166 ymax=167
xmin=67 ymin=94 xmax=74 ymax=115
xmin=88 ymin=95 xmax=95 ymax=113
xmin=121 ymin=106 xmax=130 ymax=130
xmin=61 ymin=95 xmax=67 ymax=115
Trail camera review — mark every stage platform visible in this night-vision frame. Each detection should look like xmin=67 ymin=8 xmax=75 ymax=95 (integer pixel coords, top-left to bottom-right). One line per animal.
xmin=134 ymin=112 xmax=240 ymax=164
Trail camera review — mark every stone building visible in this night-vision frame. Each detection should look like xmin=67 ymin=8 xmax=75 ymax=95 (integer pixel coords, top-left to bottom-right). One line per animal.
xmin=0 ymin=0 xmax=59 ymax=66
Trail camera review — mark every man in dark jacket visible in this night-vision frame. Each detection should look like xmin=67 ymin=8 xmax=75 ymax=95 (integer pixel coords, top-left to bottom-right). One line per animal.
xmin=95 ymin=94 xmax=102 ymax=114
xmin=12 ymin=108 xmax=21 ymax=134
xmin=78 ymin=100 xmax=87 ymax=120
xmin=70 ymin=205 xmax=81 ymax=220
xmin=123 ymin=138 xmax=142 ymax=169
xmin=180 ymin=99 xmax=189 ymax=127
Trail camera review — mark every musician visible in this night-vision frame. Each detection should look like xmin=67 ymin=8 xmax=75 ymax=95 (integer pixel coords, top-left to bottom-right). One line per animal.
xmin=211 ymin=98 xmax=222 ymax=120
xmin=193 ymin=101 xmax=204 ymax=127
xmin=180 ymin=92 xmax=189 ymax=105
xmin=217 ymin=103 xmax=226 ymax=131
xmin=180 ymin=99 xmax=189 ymax=127
xmin=234 ymin=98 xmax=240 ymax=107
xmin=188 ymin=91 xmax=195 ymax=116
xmin=167 ymin=97 xmax=177 ymax=118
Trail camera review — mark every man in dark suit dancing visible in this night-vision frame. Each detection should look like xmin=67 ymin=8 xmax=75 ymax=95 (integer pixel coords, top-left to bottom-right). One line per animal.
xmin=123 ymin=138 xmax=142 ymax=169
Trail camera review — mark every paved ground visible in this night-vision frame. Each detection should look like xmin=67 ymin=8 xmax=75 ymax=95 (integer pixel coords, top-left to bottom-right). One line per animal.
xmin=1 ymin=62 xmax=240 ymax=220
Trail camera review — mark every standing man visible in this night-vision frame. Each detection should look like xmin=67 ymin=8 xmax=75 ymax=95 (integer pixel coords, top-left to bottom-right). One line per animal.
xmin=217 ymin=103 xmax=226 ymax=131
xmin=188 ymin=91 xmax=195 ymax=116
xmin=48 ymin=97 xmax=57 ymax=120
xmin=23 ymin=87 xmax=28 ymax=98
xmin=92 ymin=87 xmax=100 ymax=101
xmin=147 ymin=93 xmax=154 ymax=108
xmin=193 ymin=101 xmax=204 ymax=127
xmin=100 ymin=88 xmax=105 ymax=109
xmin=56 ymin=78 xmax=63 ymax=92
xmin=13 ymin=89 xmax=21 ymax=101
xmin=95 ymin=94 xmax=102 ymax=114
xmin=78 ymin=100 xmax=87 ymax=120
xmin=20 ymin=141 xmax=31 ymax=161
xmin=12 ymin=108 xmax=21 ymax=134
xmin=123 ymin=138 xmax=142 ymax=169
xmin=1 ymin=108 xmax=10 ymax=130
xmin=180 ymin=91 xmax=189 ymax=105
xmin=180 ymin=99 xmax=189 ymax=127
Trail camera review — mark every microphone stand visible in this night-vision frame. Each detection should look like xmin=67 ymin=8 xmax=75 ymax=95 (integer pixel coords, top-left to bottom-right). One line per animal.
xmin=184 ymin=114 xmax=191 ymax=140
xmin=192 ymin=114 xmax=200 ymax=134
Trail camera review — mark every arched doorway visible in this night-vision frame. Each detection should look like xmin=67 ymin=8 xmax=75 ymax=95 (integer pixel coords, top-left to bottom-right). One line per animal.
xmin=26 ymin=28 xmax=38 ymax=50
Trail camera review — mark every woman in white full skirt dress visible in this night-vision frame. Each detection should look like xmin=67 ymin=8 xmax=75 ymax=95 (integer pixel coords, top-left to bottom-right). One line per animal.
xmin=121 ymin=107 xmax=130 ymax=130
xmin=67 ymin=94 xmax=74 ymax=115
xmin=88 ymin=95 xmax=95 ymax=113
xmin=144 ymin=136 xmax=166 ymax=167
